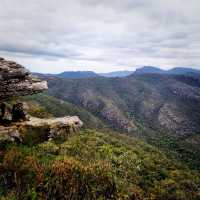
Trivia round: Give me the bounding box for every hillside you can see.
[24,93,106,129]
[1,57,200,199]
[1,129,199,199]
[43,73,200,136]
[2,0,200,199]
[37,73,200,169]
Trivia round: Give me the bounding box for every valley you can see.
[1,57,200,199]
[30,72,200,170]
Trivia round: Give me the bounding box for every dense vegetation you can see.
[44,73,200,136]
[24,93,200,170]
[24,94,106,129]
[1,73,199,199]
[36,73,200,169]
[136,124,200,170]
[1,130,199,200]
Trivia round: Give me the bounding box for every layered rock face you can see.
[0,57,48,100]
[0,57,47,123]
[0,57,83,142]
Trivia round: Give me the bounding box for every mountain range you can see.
[135,66,200,75]
[35,71,200,170]
[2,60,200,199]
[39,72,200,135]
[34,71,99,79]
[34,66,200,79]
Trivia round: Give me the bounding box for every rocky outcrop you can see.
[0,57,47,123]
[0,57,83,143]
[0,57,47,100]
[0,116,83,143]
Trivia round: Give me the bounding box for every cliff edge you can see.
[0,57,83,143]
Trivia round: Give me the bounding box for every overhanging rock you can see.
[0,57,47,100]
[0,57,83,142]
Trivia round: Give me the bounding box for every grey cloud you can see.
[0,0,200,73]
[0,45,67,58]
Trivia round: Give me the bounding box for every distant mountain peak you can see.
[135,66,200,75]
[135,66,164,74]
[58,71,99,78]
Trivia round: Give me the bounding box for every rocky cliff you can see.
[0,57,48,100]
[0,57,83,142]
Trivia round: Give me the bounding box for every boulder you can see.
[0,116,83,143]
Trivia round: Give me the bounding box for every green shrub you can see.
[0,130,199,199]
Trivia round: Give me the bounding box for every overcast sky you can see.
[0,0,200,73]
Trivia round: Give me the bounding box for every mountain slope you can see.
[24,93,106,129]
[44,74,200,136]
[38,74,200,169]
[1,129,199,199]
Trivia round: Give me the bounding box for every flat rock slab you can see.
[0,116,83,143]
[25,116,83,127]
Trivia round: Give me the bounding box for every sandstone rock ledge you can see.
[0,57,48,100]
[0,57,83,143]
[0,116,83,143]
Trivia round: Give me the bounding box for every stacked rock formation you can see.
[0,57,83,142]
[0,57,47,123]
[0,57,48,100]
